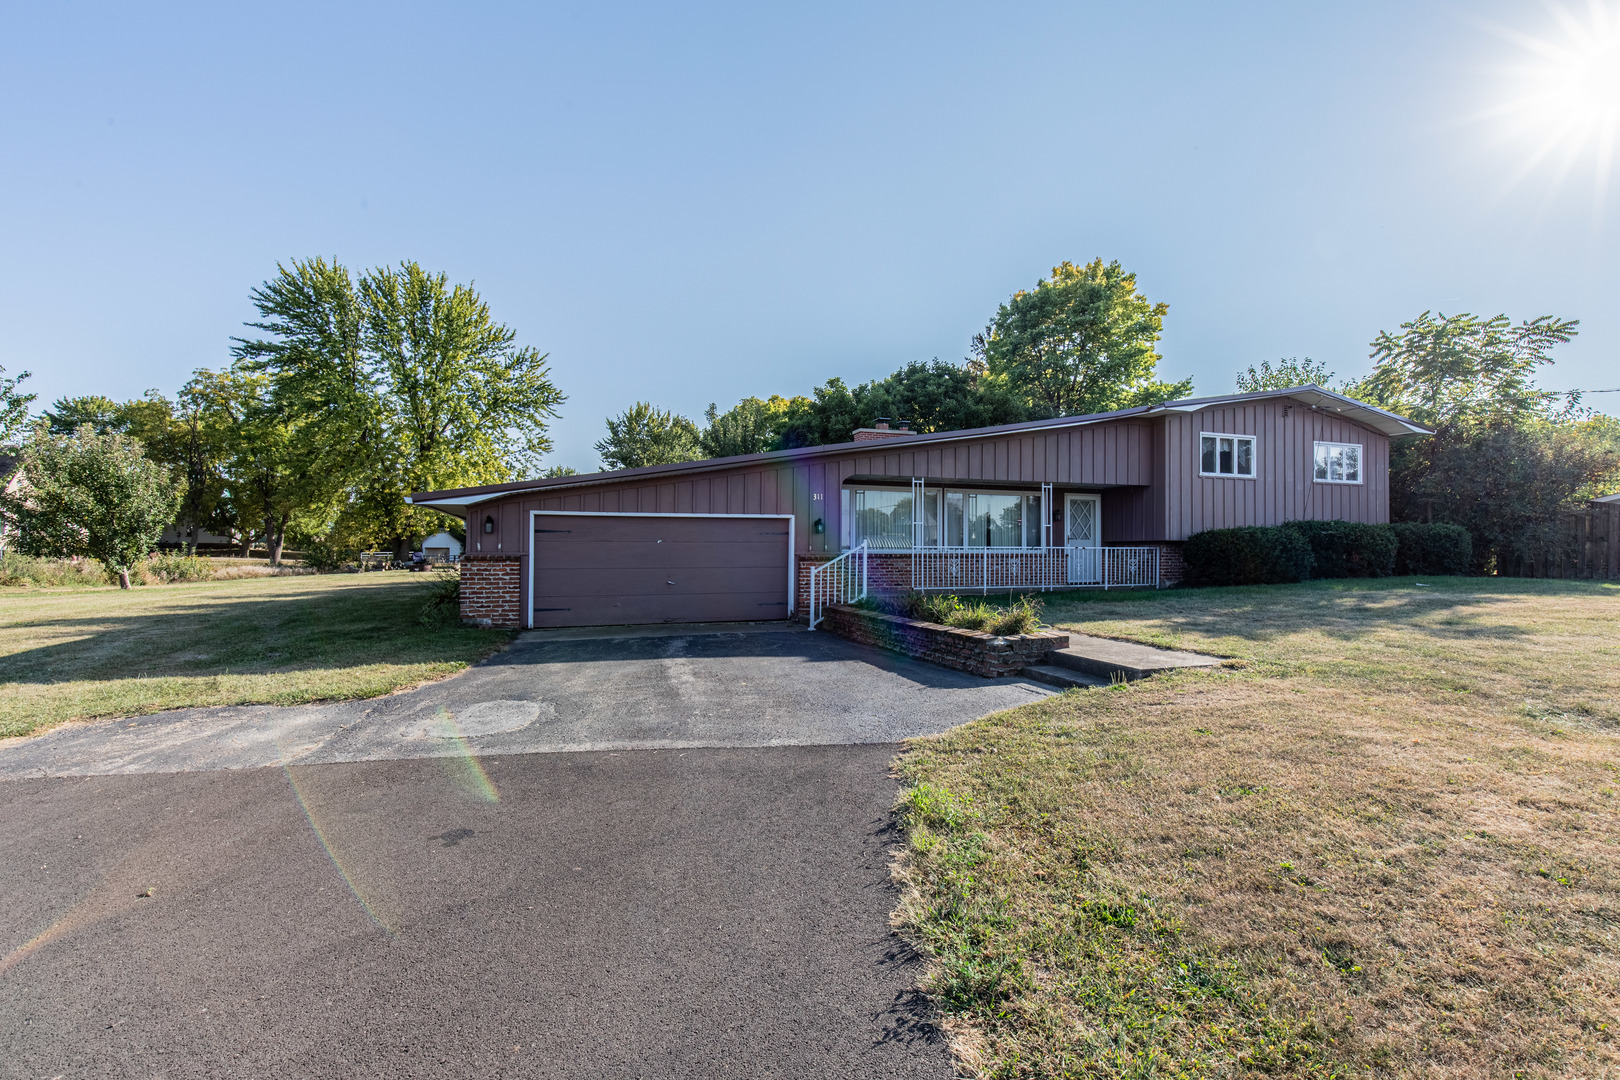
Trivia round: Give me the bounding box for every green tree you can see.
[0,424,181,588]
[234,258,564,557]
[978,259,1191,418]
[596,403,702,469]
[43,395,126,436]
[857,359,1029,434]
[1,365,37,447]
[542,464,579,478]
[1235,357,1335,393]
[1348,311,1580,428]
[701,395,808,457]
[1345,311,1617,572]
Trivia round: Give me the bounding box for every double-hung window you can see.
[1200,433,1255,477]
[1314,441,1362,484]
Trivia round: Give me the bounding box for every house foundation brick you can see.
[460,553,523,628]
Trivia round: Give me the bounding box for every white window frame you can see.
[844,484,1048,550]
[1313,441,1364,485]
[1199,432,1257,479]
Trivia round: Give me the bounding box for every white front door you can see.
[1065,494,1101,584]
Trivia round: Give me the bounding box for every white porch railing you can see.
[908,546,1160,593]
[808,541,868,629]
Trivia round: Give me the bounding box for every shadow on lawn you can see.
[0,579,513,687]
[1039,577,1609,646]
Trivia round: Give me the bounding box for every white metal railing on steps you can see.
[807,541,868,630]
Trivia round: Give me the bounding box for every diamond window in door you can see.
[1068,498,1096,543]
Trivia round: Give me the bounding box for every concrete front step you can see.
[1020,664,1108,690]
[1046,633,1222,682]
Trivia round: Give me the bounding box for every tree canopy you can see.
[1346,311,1618,572]
[978,259,1191,419]
[595,402,703,469]
[0,365,36,449]
[1,424,182,587]
[1349,311,1580,428]
[232,257,564,555]
[1235,357,1336,393]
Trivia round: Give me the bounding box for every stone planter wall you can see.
[819,603,1069,678]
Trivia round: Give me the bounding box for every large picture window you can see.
[1314,441,1362,484]
[847,487,1045,549]
[1200,433,1255,477]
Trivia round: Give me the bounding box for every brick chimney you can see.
[852,418,917,442]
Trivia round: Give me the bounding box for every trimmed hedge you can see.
[1282,520,1397,578]
[1391,522,1473,576]
[1183,526,1314,586]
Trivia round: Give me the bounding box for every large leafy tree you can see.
[596,402,702,469]
[1346,311,1618,572]
[233,258,564,556]
[1,365,36,450]
[978,259,1191,418]
[0,424,181,587]
[1350,312,1580,428]
[1235,357,1335,393]
[766,359,1030,450]
[700,395,807,458]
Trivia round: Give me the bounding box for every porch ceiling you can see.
[840,474,1143,491]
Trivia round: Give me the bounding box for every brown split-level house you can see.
[407,385,1429,629]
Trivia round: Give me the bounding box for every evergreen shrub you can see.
[1282,520,1398,578]
[1182,526,1314,586]
[1390,522,1473,576]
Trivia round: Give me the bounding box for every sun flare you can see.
[1486,1,1620,204]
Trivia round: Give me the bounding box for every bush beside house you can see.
[1185,520,1475,586]
[1282,520,1399,578]
[1183,526,1315,586]
[1390,522,1473,576]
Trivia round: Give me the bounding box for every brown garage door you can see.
[531,513,792,628]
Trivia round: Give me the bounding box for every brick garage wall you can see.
[460,554,523,628]
[819,604,1069,678]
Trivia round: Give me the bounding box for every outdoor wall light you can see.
[483,515,495,534]
[812,517,825,534]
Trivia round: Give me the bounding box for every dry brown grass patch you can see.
[895,578,1620,1078]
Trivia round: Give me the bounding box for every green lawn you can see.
[895,577,1620,1079]
[0,573,513,739]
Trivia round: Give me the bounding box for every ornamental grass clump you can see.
[855,591,1046,635]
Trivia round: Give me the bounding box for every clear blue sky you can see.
[3,1,1615,470]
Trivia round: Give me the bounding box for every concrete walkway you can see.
[0,624,1049,780]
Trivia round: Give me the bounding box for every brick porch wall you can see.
[460,553,523,628]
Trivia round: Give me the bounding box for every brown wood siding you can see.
[455,407,1389,587]
[1158,401,1390,540]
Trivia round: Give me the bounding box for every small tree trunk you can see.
[118,568,131,590]
[269,513,289,566]
[238,529,253,558]
[392,536,409,561]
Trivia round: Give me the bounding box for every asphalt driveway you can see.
[0,624,1046,779]
[0,625,1049,1078]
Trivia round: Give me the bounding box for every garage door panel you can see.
[531,514,791,628]
[532,568,782,597]
[532,539,785,570]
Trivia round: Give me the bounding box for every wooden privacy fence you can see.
[1503,500,1620,580]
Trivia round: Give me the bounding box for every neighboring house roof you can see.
[1594,492,1620,505]
[408,385,1431,516]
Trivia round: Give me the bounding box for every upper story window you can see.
[1314,441,1362,484]
[1200,433,1255,477]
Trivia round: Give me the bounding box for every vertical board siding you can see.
[1161,401,1391,539]
[465,406,1389,553]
